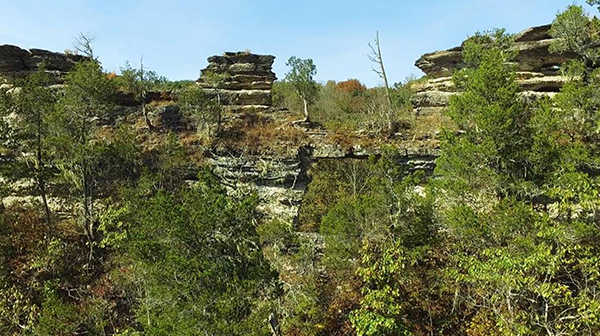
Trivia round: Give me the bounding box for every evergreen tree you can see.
[52,60,117,256]
[101,172,278,336]
[0,66,56,224]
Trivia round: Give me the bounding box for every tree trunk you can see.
[39,178,51,225]
[36,118,51,225]
[83,163,91,238]
[140,58,154,130]
[369,31,394,133]
[142,101,153,130]
[81,114,94,262]
[303,98,310,122]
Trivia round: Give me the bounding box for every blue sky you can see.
[0,0,592,87]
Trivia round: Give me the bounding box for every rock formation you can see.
[0,44,88,83]
[209,143,438,225]
[197,52,277,111]
[411,24,575,115]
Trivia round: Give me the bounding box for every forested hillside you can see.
[1,2,600,336]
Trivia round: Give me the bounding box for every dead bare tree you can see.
[368,31,394,133]
[73,32,97,60]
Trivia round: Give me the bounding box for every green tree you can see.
[434,29,533,204]
[0,67,57,225]
[102,172,278,336]
[52,60,117,257]
[430,27,600,335]
[285,56,318,122]
[120,59,164,129]
[550,4,600,70]
[549,4,600,160]
[178,84,223,138]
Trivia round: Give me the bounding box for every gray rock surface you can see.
[198,51,277,111]
[0,44,88,83]
[209,136,439,226]
[412,24,576,113]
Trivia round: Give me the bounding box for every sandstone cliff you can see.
[197,52,277,111]
[411,24,575,115]
[0,44,88,83]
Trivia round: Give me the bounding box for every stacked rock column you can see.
[197,52,277,111]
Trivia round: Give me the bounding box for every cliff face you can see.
[197,52,277,111]
[209,140,438,225]
[0,46,438,227]
[0,45,88,83]
[411,24,575,115]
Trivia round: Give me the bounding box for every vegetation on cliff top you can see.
[1,3,600,336]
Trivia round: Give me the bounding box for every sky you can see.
[0,0,594,87]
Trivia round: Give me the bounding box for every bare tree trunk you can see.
[36,117,51,225]
[369,31,394,133]
[39,178,51,225]
[142,102,153,130]
[303,98,310,122]
[80,114,95,261]
[140,57,154,130]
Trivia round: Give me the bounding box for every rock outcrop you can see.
[0,45,88,83]
[411,24,575,115]
[209,129,439,225]
[197,52,277,111]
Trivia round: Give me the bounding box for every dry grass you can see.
[215,110,308,156]
[409,112,455,141]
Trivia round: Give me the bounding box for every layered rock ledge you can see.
[411,24,575,115]
[0,45,88,83]
[197,52,277,111]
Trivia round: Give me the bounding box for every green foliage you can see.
[52,60,118,234]
[119,60,167,128]
[156,79,195,91]
[274,78,416,133]
[104,172,278,336]
[119,61,165,98]
[435,29,533,203]
[588,0,600,11]
[349,242,412,336]
[285,56,319,120]
[345,169,441,336]
[177,84,223,138]
[0,66,57,223]
[272,80,304,113]
[137,132,190,192]
[35,285,81,335]
[550,5,600,67]
[4,6,600,336]
[432,25,600,335]
[291,150,438,335]
[347,24,600,335]
[285,57,318,100]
